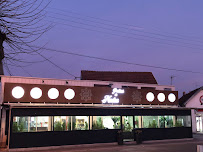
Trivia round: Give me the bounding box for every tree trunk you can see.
[0,32,6,75]
[0,59,4,75]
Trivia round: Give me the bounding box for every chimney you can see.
[183,92,186,96]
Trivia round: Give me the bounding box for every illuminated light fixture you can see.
[146,92,154,102]
[48,88,59,99]
[157,93,165,102]
[12,86,24,99]
[64,88,75,100]
[30,87,42,99]
[168,93,176,102]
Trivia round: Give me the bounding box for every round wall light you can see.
[157,93,165,102]
[146,92,155,102]
[168,93,176,102]
[30,87,42,99]
[48,88,59,99]
[12,86,24,99]
[64,88,75,100]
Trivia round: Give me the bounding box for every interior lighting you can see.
[64,88,75,100]
[48,88,59,99]
[157,93,165,102]
[146,92,154,102]
[12,86,24,99]
[168,93,176,102]
[30,87,42,99]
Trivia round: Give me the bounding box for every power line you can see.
[7,35,78,79]
[36,51,77,78]
[45,19,203,53]
[33,46,203,75]
[47,15,203,48]
[19,66,33,77]
[46,7,203,44]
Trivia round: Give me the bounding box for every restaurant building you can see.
[0,71,192,148]
[179,87,203,133]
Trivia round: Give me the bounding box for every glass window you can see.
[158,116,176,128]
[165,116,175,128]
[176,116,191,127]
[93,116,104,130]
[134,116,141,128]
[72,116,89,130]
[13,117,28,132]
[92,116,120,130]
[122,116,133,131]
[29,117,37,132]
[158,116,165,128]
[54,116,70,131]
[143,116,159,128]
[33,116,52,132]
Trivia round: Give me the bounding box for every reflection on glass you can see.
[92,116,120,130]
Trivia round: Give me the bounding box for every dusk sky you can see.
[5,0,203,97]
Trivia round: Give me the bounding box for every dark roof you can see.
[81,70,158,84]
[179,87,201,107]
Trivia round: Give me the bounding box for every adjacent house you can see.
[179,87,203,133]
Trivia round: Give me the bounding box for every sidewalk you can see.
[0,137,202,152]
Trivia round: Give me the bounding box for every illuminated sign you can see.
[5,83,178,105]
[200,95,203,105]
[102,88,124,104]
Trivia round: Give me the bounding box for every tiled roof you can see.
[179,87,201,107]
[81,70,158,84]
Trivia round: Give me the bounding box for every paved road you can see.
[1,134,203,152]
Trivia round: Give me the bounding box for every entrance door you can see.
[196,116,202,132]
[122,116,134,141]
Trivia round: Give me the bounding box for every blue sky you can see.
[6,0,203,97]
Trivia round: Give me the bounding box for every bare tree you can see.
[0,0,51,75]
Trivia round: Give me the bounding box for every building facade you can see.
[179,87,203,133]
[0,71,192,148]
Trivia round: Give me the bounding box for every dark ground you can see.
[1,134,203,152]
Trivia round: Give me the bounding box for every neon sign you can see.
[102,88,124,104]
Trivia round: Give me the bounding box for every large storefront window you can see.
[143,116,159,128]
[134,116,141,128]
[122,116,133,131]
[158,116,175,128]
[54,116,70,131]
[30,116,52,132]
[54,116,89,131]
[73,116,89,130]
[13,117,28,132]
[92,116,120,130]
[176,116,191,127]
[165,116,175,128]
[12,115,191,133]
[13,116,53,132]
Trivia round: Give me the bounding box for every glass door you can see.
[196,116,202,132]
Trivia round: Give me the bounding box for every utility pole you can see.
[170,75,175,85]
